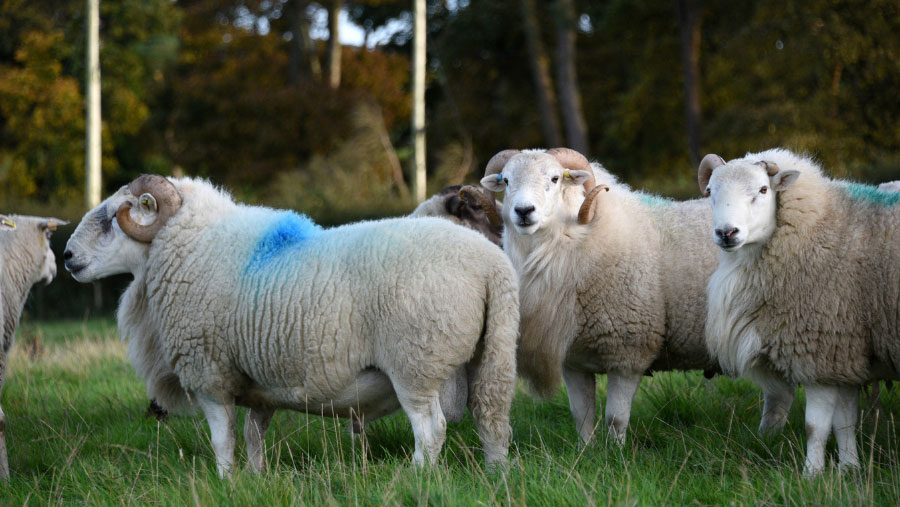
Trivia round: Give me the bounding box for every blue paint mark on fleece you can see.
[244,211,322,274]
[841,182,900,207]
[637,193,673,208]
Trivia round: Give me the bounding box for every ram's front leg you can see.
[245,407,274,474]
[198,395,237,478]
[605,370,642,446]
[563,367,596,446]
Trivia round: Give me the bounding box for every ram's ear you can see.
[39,218,69,233]
[481,174,506,192]
[563,170,593,186]
[771,170,800,192]
[0,216,15,230]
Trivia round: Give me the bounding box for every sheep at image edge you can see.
[0,214,65,480]
[64,175,519,477]
[699,148,900,476]
[477,148,795,446]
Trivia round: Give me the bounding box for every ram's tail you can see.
[468,266,519,466]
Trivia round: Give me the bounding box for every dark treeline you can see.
[3,0,899,212]
[2,0,900,317]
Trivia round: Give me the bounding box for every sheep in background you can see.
[0,214,65,480]
[65,175,519,476]
[699,148,900,476]
[476,148,791,446]
[410,184,503,246]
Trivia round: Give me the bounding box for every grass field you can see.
[2,319,899,505]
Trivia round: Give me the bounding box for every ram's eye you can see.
[759,186,768,194]
[503,178,508,185]
[705,187,711,195]
[551,176,559,184]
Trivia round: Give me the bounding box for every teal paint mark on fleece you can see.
[637,193,673,208]
[841,182,900,207]
[245,211,322,275]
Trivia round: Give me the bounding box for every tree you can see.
[553,0,589,154]
[520,0,563,147]
[675,0,702,167]
[286,0,321,84]
[411,0,426,203]
[85,0,101,209]
[327,0,343,88]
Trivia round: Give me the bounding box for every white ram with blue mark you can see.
[699,148,900,476]
[64,175,519,477]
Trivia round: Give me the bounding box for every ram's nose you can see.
[715,227,740,241]
[514,205,535,220]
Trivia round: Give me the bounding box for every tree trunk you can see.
[85,0,101,210]
[412,0,427,203]
[327,0,342,89]
[553,0,589,155]
[520,0,563,147]
[675,0,702,167]
[368,101,410,200]
[288,0,321,85]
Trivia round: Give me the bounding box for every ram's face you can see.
[706,162,799,251]
[0,216,65,285]
[481,153,589,235]
[37,222,58,285]
[64,187,153,282]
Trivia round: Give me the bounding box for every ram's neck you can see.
[1,243,37,352]
[117,271,149,342]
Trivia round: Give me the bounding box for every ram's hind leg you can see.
[563,367,597,446]
[802,383,839,477]
[439,366,468,424]
[0,404,8,480]
[395,385,446,466]
[245,407,274,473]
[1,352,10,480]
[758,376,795,434]
[198,395,237,478]
[605,370,642,446]
[832,385,860,471]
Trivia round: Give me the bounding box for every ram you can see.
[0,215,64,480]
[699,148,900,475]
[65,175,519,476]
[478,148,794,446]
[147,183,505,429]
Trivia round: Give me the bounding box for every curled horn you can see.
[459,185,502,227]
[546,147,602,225]
[698,154,726,196]
[116,174,182,243]
[755,160,780,176]
[577,184,610,225]
[483,149,521,182]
